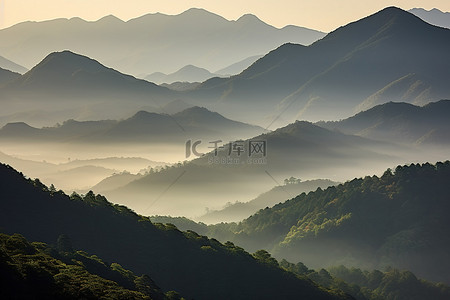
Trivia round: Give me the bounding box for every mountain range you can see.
[190,7,450,125]
[409,8,450,28]
[0,106,265,144]
[1,8,449,128]
[0,8,325,76]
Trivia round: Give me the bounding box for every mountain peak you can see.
[131,110,163,120]
[237,14,263,23]
[178,8,226,21]
[21,51,109,81]
[97,15,124,24]
[176,106,215,115]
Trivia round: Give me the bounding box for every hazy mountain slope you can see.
[0,55,28,74]
[0,9,325,76]
[107,120,403,217]
[0,163,350,300]
[215,55,263,75]
[193,7,450,125]
[317,100,450,145]
[198,179,338,223]
[409,8,450,28]
[89,172,145,194]
[0,67,21,86]
[215,162,450,284]
[146,65,220,84]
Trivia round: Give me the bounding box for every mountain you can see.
[205,161,450,284]
[0,163,350,300]
[0,67,20,86]
[0,51,176,124]
[198,179,338,223]
[106,120,404,218]
[146,65,220,84]
[0,106,265,144]
[0,9,325,76]
[316,100,450,146]
[409,8,450,28]
[192,7,450,125]
[0,55,28,74]
[215,55,263,76]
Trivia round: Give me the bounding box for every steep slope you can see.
[317,100,450,145]
[193,7,450,125]
[0,163,350,300]
[0,9,325,76]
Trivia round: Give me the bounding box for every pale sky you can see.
[1,0,449,32]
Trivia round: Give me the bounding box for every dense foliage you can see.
[216,161,450,283]
[0,232,176,299]
[0,163,349,300]
[280,261,450,300]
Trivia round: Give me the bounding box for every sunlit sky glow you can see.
[1,1,449,31]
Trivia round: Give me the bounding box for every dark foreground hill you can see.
[0,163,349,300]
[0,232,172,299]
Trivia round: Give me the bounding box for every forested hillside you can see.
[0,163,349,300]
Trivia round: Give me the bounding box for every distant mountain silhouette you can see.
[0,106,265,144]
[146,65,220,84]
[193,7,450,125]
[0,55,28,74]
[0,8,325,76]
[0,51,175,121]
[409,8,450,28]
[317,100,450,145]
